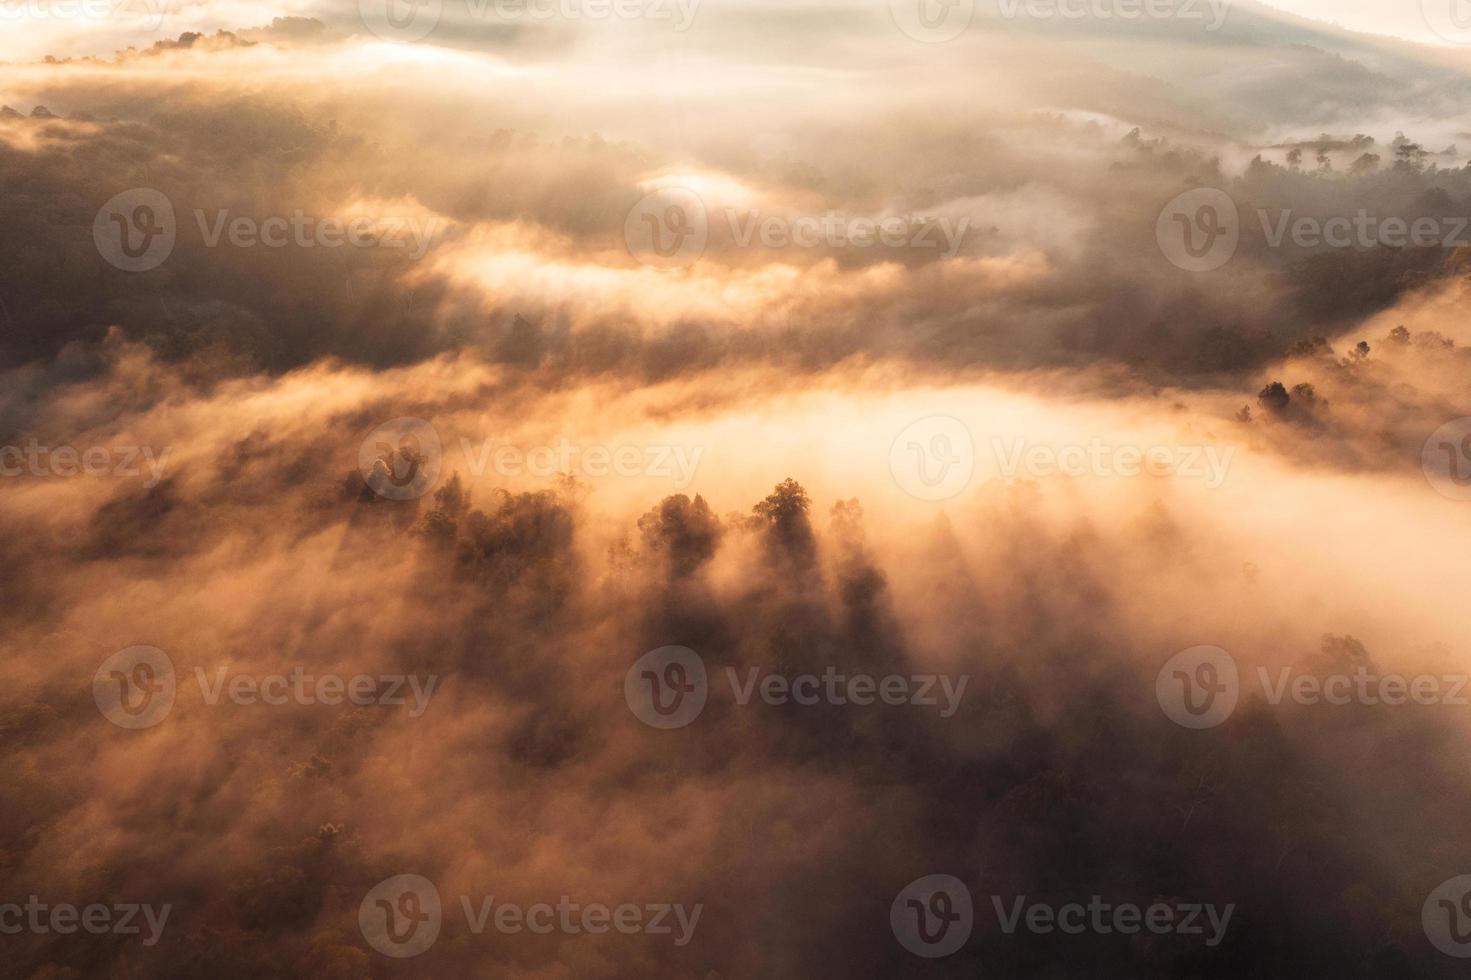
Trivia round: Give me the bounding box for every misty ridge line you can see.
[41,61,1471,380]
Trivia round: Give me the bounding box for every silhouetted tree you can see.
[1258,381,1291,412]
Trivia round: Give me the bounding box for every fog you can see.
[3,2,1471,977]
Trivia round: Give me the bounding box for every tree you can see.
[1349,153,1380,176]
[754,478,816,569]
[1258,381,1290,412]
[637,493,722,577]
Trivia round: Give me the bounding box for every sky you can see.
[3,0,1471,64]
[1268,0,1462,45]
